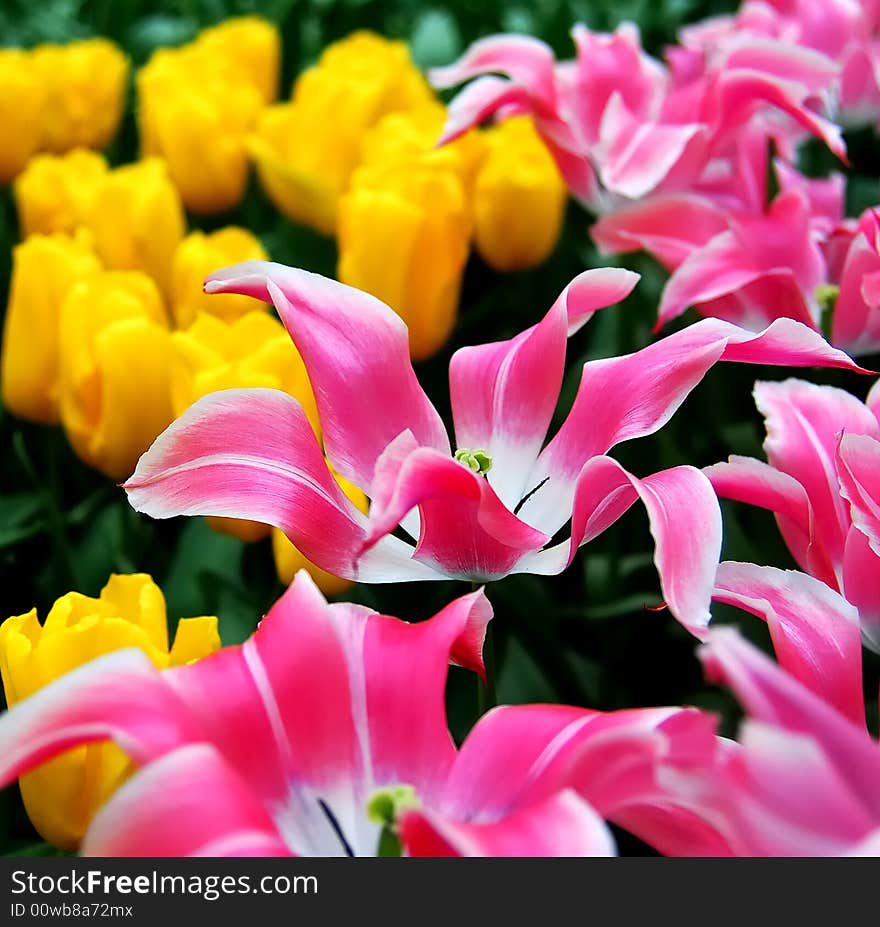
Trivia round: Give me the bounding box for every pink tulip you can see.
[707,377,880,650]
[124,262,863,637]
[690,624,880,856]
[0,572,729,856]
[431,23,844,214]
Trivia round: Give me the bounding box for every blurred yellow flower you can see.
[171,227,269,327]
[86,158,185,298]
[196,15,280,104]
[472,117,567,271]
[138,18,277,214]
[339,157,471,361]
[0,49,47,183]
[14,149,109,238]
[0,574,219,850]
[272,471,368,595]
[249,30,434,234]
[32,39,129,153]
[1,230,101,424]
[58,271,173,480]
[170,311,320,541]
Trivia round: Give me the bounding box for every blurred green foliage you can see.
[1,0,878,856]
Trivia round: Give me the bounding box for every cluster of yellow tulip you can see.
[0,574,220,848]
[0,39,128,183]
[252,30,568,360]
[0,18,566,594]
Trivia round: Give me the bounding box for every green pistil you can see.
[367,784,421,859]
[454,447,493,476]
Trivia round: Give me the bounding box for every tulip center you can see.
[366,784,421,857]
[815,283,839,331]
[454,447,493,476]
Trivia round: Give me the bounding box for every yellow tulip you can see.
[1,230,101,424]
[86,158,185,297]
[0,574,219,850]
[196,16,280,104]
[272,470,368,595]
[472,116,567,271]
[170,311,320,541]
[31,39,129,153]
[338,158,471,361]
[171,227,269,327]
[0,49,47,183]
[14,149,109,238]
[138,37,265,215]
[58,271,173,480]
[358,101,485,188]
[249,30,433,234]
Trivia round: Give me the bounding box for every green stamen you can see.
[454,447,493,476]
[367,784,421,858]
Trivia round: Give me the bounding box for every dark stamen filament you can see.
[514,477,550,516]
[318,798,356,857]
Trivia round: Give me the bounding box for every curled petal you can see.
[842,526,880,654]
[205,262,449,490]
[449,268,638,507]
[712,562,865,726]
[837,432,880,557]
[124,389,369,580]
[433,75,532,146]
[755,379,879,576]
[400,790,616,857]
[364,443,549,582]
[591,193,729,270]
[428,34,558,107]
[701,627,880,818]
[82,745,291,857]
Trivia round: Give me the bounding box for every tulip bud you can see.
[0,574,219,849]
[171,227,269,327]
[31,39,129,153]
[249,30,433,234]
[472,117,567,271]
[58,271,173,480]
[197,15,280,104]
[1,230,101,424]
[14,149,109,237]
[170,311,320,541]
[0,49,47,183]
[86,158,185,297]
[138,38,265,215]
[338,158,471,360]
[272,470,368,595]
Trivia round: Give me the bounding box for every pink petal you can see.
[712,561,865,726]
[832,226,880,355]
[718,722,878,856]
[449,268,638,508]
[842,525,880,653]
[438,702,726,855]
[565,460,721,637]
[358,587,492,799]
[124,389,371,580]
[701,627,880,817]
[363,443,549,582]
[704,455,823,580]
[428,34,558,107]
[755,378,880,576]
[82,745,290,857]
[433,75,532,146]
[0,650,196,789]
[205,262,449,491]
[837,431,880,556]
[591,193,729,270]
[400,790,616,857]
[595,95,706,200]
